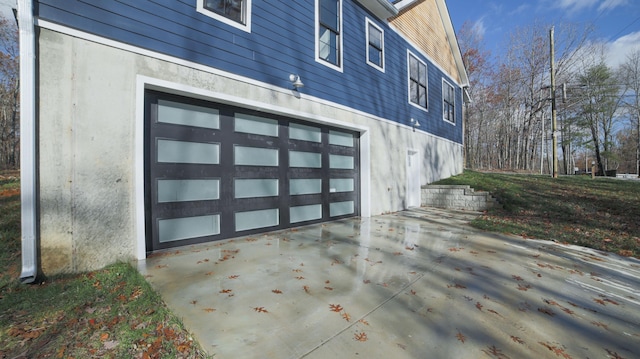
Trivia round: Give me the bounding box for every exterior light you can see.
[289,74,304,90]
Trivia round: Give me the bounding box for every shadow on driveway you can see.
[138,207,640,359]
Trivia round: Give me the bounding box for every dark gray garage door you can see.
[144,91,360,252]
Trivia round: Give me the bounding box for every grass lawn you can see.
[0,174,210,358]
[435,170,640,259]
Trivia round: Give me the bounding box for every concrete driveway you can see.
[138,208,640,358]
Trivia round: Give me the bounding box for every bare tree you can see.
[0,15,19,169]
[618,49,640,176]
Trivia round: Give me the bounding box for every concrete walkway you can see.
[138,208,640,359]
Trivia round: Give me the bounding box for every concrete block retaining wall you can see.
[421,185,498,211]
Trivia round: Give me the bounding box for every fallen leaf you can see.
[100,333,109,341]
[359,319,370,326]
[511,336,525,344]
[228,275,239,279]
[329,304,343,312]
[253,307,268,313]
[203,308,216,313]
[303,285,310,294]
[512,275,524,281]
[456,331,466,343]
[476,302,483,311]
[103,340,118,350]
[190,300,197,305]
[324,286,334,291]
[538,307,555,317]
[219,289,232,294]
[272,289,283,294]
[354,332,368,342]
[342,312,351,322]
[295,276,305,280]
[593,298,606,306]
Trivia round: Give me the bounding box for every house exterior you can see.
[18,0,468,279]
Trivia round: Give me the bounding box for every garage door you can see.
[144,91,360,252]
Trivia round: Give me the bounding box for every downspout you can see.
[18,0,38,283]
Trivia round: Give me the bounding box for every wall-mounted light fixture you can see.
[289,74,304,90]
[410,118,420,132]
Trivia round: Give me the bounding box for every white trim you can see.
[135,75,374,258]
[315,0,344,72]
[393,0,418,12]
[389,22,464,89]
[37,20,462,147]
[365,17,385,73]
[407,49,428,112]
[19,0,38,283]
[196,0,252,33]
[441,78,456,126]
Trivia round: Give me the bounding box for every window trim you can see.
[365,18,384,72]
[442,78,456,125]
[315,0,344,72]
[407,50,428,111]
[197,0,252,33]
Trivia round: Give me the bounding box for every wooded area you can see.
[0,15,18,170]
[459,20,640,177]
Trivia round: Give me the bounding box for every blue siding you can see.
[36,0,463,143]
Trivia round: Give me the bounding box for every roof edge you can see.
[355,0,399,20]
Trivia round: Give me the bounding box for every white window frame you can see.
[407,50,428,111]
[315,0,344,72]
[442,78,456,125]
[197,0,252,33]
[365,18,384,72]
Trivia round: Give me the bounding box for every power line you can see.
[610,15,640,40]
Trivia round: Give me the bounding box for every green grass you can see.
[0,176,210,358]
[435,170,640,258]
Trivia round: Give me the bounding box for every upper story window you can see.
[408,51,428,110]
[316,0,343,71]
[197,0,252,32]
[443,79,456,124]
[366,18,384,71]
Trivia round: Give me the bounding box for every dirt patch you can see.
[0,188,19,198]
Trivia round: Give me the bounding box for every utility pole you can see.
[550,27,558,178]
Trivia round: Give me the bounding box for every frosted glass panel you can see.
[158,214,220,243]
[236,208,279,231]
[290,123,321,143]
[158,100,219,129]
[158,179,220,203]
[158,140,220,164]
[290,204,322,223]
[330,201,354,217]
[329,130,354,147]
[329,178,354,193]
[235,179,279,198]
[235,146,279,166]
[290,151,322,168]
[329,154,354,169]
[235,113,278,136]
[290,179,322,195]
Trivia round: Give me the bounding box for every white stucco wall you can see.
[37,27,463,274]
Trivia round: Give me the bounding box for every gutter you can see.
[18,0,38,284]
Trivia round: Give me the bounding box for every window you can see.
[408,51,427,109]
[316,0,343,71]
[366,18,384,71]
[443,79,456,124]
[197,0,252,32]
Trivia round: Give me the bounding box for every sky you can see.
[446,0,640,69]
